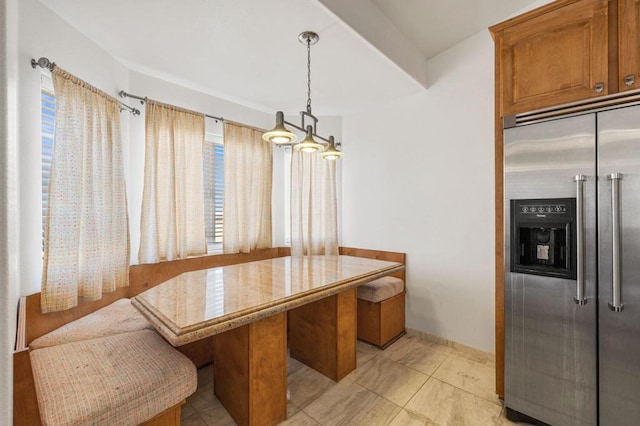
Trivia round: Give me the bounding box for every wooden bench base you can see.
[141,401,185,426]
[357,291,406,349]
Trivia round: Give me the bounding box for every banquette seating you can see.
[28,299,197,425]
[339,247,407,348]
[14,247,406,425]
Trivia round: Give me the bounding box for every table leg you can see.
[288,288,357,381]
[213,312,287,426]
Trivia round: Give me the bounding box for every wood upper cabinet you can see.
[491,0,611,116]
[619,0,640,90]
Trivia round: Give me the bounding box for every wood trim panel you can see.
[339,246,406,281]
[13,349,40,426]
[140,401,185,426]
[494,32,505,399]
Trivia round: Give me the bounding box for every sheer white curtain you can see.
[291,151,338,256]
[223,122,273,253]
[139,100,206,263]
[41,67,130,313]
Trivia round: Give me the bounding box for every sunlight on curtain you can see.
[139,100,206,263]
[223,122,273,253]
[41,67,129,313]
[291,151,338,256]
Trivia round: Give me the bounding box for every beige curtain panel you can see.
[42,67,130,313]
[139,100,207,263]
[223,122,273,254]
[291,151,338,256]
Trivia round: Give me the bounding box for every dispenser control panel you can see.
[510,198,576,280]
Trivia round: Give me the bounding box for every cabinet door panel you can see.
[619,0,640,91]
[499,0,609,115]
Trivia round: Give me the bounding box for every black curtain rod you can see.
[31,57,141,116]
[118,90,224,122]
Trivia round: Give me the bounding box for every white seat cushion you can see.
[30,329,197,426]
[30,298,152,350]
[357,276,404,303]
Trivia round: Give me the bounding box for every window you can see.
[203,134,224,253]
[41,74,56,246]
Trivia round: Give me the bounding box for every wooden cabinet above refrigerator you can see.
[492,0,640,117]
[491,0,611,117]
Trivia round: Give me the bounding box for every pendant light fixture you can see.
[262,31,343,159]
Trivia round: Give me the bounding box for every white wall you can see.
[342,30,496,352]
[2,0,19,421]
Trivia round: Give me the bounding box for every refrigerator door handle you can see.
[574,175,588,305]
[608,172,624,312]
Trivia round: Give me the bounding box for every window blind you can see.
[41,76,56,246]
[204,139,224,252]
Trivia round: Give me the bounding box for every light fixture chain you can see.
[307,37,312,114]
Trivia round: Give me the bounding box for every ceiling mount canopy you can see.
[262,31,343,160]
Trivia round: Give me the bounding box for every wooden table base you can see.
[288,288,357,381]
[213,312,287,426]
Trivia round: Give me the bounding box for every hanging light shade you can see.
[294,125,324,153]
[262,111,297,145]
[320,136,343,160]
[262,31,343,159]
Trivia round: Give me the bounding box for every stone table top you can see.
[132,255,404,346]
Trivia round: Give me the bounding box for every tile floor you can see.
[181,334,518,426]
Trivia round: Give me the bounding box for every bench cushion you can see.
[357,276,404,303]
[30,298,153,350]
[30,329,197,426]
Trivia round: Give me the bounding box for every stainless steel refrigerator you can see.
[504,103,640,425]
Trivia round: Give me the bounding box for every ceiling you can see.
[40,0,539,116]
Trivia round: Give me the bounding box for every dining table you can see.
[132,254,405,426]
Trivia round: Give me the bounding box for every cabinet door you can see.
[498,0,609,116]
[619,0,640,91]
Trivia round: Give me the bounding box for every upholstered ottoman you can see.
[30,329,197,425]
[357,276,406,348]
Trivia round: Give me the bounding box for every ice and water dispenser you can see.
[510,198,577,280]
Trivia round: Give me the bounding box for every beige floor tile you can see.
[388,408,438,426]
[432,353,500,404]
[288,356,306,376]
[181,401,197,419]
[350,355,428,406]
[357,340,380,367]
[197,398,236,426]
[380,335,452,376]
[197,364,214,387]
[280,410,321,425]
[405,378,501,426]
[288,365,338,409]
[288,401,301,418]
[181,412,207,426]
[189,386,217,413]
[303,381,401,426]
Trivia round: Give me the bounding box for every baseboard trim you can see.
[405,328,495,362]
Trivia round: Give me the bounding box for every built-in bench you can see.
[27,299,197,425]
[13,247,405,424]
[339,247,406,348]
